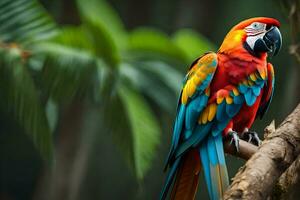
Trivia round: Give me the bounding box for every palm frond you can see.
[0,46,53,160]
[127,28,186,63]
[120,61,182,113]
[33,42,102,103]
[118,86,160,179]
[103,85,160,180]
[0,0,57,46]
[76,0,128,67]
[76,0,127,50]
[172,29,216,61]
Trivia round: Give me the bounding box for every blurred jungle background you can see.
[0,0,299,199]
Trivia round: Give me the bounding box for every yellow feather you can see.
[201,108,209,124]
[187,81,196,97]
[192,75,201,85]
[260,71,266,79]
[226,96,233,104]
[202,67,215,74]
[232,88,239,96]
[197,71,206,80]
[217,97,224,104]
[250,73,257,81]
[247,80,254,86]
[181,87,188,104]
[208,103,217,121]
[258,67,267,79]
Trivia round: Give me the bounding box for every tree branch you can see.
[223,103,300,200]
[223,121,276,160]
[271,154,300,199]
[224,138,258,160]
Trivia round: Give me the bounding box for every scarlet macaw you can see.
[160,17,282,200]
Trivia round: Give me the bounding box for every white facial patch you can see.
[245,22,267,50]
[246,32,265,50]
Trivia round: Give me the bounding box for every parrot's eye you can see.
[250,22,265,31]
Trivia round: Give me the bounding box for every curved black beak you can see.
[253,26,282,57]
[263,26,282,56]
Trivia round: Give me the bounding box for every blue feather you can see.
[252,85,261,96]
[238,84,248,93]
[245,90,257,106]
[172,105,186,149]
[164,105,186,168]
[199,144,213,199]
[213,134,226,165]
[175,123,212,158]
[212,119,230,136]
[160,157,182,200]
[185,95,208,137]
[200,135,229,200]
[233,95,244,104]
[216,101,227,121]
[226,103,242,117]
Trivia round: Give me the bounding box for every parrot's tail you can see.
[160,149,201,200]
[160,134,229,200]
[170,149,201,200]
[199,134,229,200]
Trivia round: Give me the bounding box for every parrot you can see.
[160,17,282,200]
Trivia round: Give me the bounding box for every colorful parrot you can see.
[160,17,282,200]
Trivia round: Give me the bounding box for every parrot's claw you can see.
[242,131,262,146]
[227,131,240,152]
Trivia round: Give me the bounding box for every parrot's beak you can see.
[253,26,282,57]
[263,26,282,56]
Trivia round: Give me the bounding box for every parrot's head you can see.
[219,17,282,58]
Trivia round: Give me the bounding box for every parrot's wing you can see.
[164,52,218,169]
[257,63,275,119]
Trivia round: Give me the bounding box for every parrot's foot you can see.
[242,130,262,146]
[227,130,240,152]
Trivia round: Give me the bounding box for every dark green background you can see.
[0,0,299,199]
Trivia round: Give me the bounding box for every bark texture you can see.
[271,155,300,199]
[223,103,300,200]
[224,138,258,160]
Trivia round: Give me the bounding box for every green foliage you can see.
[118,86,160,179]
[51,27,95,52]
[76,0,127,67]
[173,29,217,61]
[128,28,186,62]
[76,0,127,50]
[0,0,216,179]
[34,43,100,103]
[104,85,160,180]
[0,47,53,160]
[0,0,57,46]
[0,0,57,161]
[120,61,182,113]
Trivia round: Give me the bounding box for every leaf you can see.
[172,29,216,61]
[103,85,160,179]
[128,28,186,63]
[76,0,127,67]
[82,20,120,67]
[120,61,182,113]
[33,42,101,103]
[0,47,53,160]
[118,86,160,179]
[0,0,57,46]
[76,0,127,50]
[51,26,95,53]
